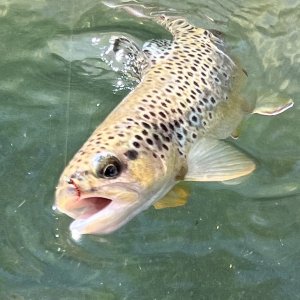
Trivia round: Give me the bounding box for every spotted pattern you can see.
[67,15,238,176]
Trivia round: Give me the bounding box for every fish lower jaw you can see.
[68,190,143,238]
[68,184,175,239]
[69,199,139,239]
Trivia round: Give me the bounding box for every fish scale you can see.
[55,13,293,237]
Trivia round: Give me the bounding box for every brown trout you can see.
[55,14,293,238]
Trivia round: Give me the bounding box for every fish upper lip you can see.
[57,182,139,214]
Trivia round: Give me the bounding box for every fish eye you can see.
[102,163,119,178]
[92,153,122,179]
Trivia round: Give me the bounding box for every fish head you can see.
[55,140,171,237]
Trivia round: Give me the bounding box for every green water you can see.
[1,0,300,299]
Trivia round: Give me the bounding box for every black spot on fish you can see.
[133,141,140,148]
[169,122,175,131]
[124,150,139,160]
[177,133,183,140]
[164,135,171,143]
[142,122,151,129]
[177,108,183,114]
[160,123,168,132]
[178,149,184,156]
[162,144,169,151]
[174,120,180,128]
[146,138,154,146]
[151,123,158,130]
[153,133,160,141]
[135,134,143,140]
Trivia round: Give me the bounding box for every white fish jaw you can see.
[55,183,144,237]
[55,177,176,238]
[69,197,140,237]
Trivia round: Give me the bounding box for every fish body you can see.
[55,15,293,237]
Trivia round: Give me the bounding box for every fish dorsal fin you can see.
[102,35,149,80]
[102,36,174,80]
[185,139,255,182]
[153,186,189,209]
[253,97,294,116]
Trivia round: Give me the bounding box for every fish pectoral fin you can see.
[253,97,294,116]
[153,186,189,209]
[185,139,255,182]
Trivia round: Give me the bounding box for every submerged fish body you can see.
[55,15,293,237]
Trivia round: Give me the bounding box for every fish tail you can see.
[154,15,197,37]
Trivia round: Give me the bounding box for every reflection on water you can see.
[0,0,299,299]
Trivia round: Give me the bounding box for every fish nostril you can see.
[68,171,88,182]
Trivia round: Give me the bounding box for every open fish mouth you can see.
[66,193,140,237]
[69,197,136,238]
[75,197,113,220]
[55,183,141,238]
[68,195,123,237]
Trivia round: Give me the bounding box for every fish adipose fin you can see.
[253,97,294,116]
[153,186,189,209]
[185,139,255,182]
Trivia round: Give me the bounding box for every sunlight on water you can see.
[0,0,299,299]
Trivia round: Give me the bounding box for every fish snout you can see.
[55,177,86,218]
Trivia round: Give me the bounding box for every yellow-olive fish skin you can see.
[55,15,293,238]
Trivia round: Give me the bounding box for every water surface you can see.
[1,0,300,299]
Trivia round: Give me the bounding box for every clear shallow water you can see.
[1,0,300,299]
